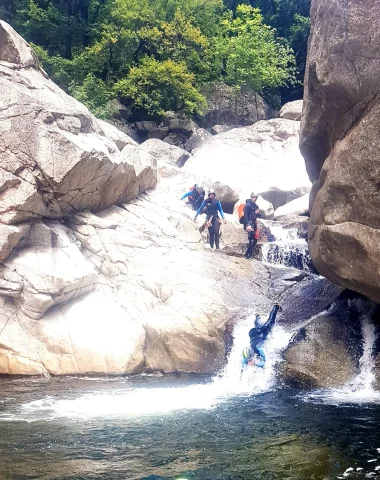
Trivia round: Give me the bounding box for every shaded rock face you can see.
[197,82,277,128]
[281,296,372,389]
[300,0,380,302]
[0,21,157,225]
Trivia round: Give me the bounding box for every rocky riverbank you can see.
[0,20,378,390]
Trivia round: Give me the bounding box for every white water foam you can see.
[260,225,313,272]
[214,314,293,395]
[7,315,292,420]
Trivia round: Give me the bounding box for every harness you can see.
[205,198,220,218]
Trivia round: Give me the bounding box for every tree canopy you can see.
[0,0,310,119]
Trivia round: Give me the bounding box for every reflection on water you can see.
[0,376,380,480]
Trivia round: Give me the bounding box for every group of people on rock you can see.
[181,185,260,257]
[181,185,281,373]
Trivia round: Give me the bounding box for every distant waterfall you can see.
[259,223,316,273]
[304,303,380,404]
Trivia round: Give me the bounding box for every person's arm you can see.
[180,191,192,200]
[195,200,207,218]
[240,359,247,377]
[254,202,261,217]
[244,203,252,225]
[217,201,225,220]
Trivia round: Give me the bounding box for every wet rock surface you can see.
[281,296,376,389]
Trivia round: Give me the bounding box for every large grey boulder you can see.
[0,21,157,225]
[300,0,380,303]
[260,186,310,210]
[274,193,309,220]
[281,296,376,389]
[140,138,191,168]
[279,100,303,121]
[185,128,213,154]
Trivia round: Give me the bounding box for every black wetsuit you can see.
[243,200,260,258]
[248,304,280,360]
[205,198,222,249]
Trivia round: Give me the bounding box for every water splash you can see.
[214,314,293,395]
[6,317,293,420]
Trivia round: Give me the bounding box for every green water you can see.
[0,376,379,480]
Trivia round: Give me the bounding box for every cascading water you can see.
[214,315,293,394]
[9,319,293,421]
[260,223,315,272]
[304,302,380,405]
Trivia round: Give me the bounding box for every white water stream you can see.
[304,302,380,405]
[16,319,293,420]
[8,227,379,421]
[260,224,313,272]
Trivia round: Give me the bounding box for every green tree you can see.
[70,74,116,119]
[114,57,206,116]
[214,5,295,92]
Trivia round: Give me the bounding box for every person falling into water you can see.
[194,189,226,250]
[241,302,282,373]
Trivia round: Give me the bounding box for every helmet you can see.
[208,189,216,196]
[250,192,259,198]
[196,185,203,193]
[242,346,254,360]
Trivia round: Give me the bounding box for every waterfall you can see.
[303,306,380,404]
[349,314,377,394]
[259,224,315,273]
[213,314,293,395]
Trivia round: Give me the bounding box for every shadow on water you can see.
[0,376,380,480]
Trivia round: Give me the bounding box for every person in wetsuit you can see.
[181,185,205,211]
[194,190,226,249]
[243,192,260,259]
[241,302,282,371]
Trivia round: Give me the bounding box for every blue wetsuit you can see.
[181,189,204,210]
[241,304,280,370]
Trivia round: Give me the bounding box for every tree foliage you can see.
[0,0,310,118]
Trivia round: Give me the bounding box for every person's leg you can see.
[266,304,280,327]
[245,231,254,258]
[214,217,221,249]
[208,224,215,248]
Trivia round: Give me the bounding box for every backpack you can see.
[237,203,245,224]
[238,202,260,239]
